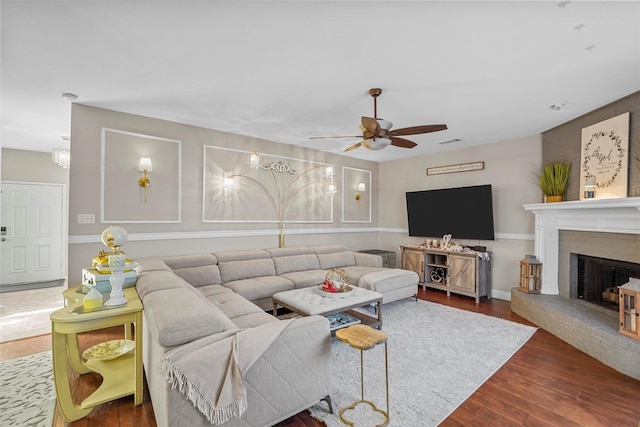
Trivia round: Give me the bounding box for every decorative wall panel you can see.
[101,128,181,223]
[203,146,334,223]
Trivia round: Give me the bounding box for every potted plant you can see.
[538,161,570,202]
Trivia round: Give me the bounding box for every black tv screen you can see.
[405,184,495,240]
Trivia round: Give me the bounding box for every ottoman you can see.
[358,268,419,303]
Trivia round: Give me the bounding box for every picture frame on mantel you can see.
[580,112,629,200]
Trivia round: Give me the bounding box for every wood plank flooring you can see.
[1,288,638,426]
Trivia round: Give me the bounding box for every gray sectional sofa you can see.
[135,244,418,427]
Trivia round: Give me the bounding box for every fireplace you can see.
[571,254,640,309]
[513,197,640,380]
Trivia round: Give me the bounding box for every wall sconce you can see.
[249,152,261,169]
[355,182,366,202]
[584,176,596,199]
[138,157,152,203]
[328,182,337,195]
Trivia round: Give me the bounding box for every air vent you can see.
[438,138,461,145]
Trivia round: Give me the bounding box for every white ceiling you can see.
[2,1,639,163]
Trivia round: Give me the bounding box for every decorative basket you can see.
[317,268,354,297]
[325,268,350,290]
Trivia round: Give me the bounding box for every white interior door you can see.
[1,182,64,285]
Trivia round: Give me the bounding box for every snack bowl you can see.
[316,284,355,298]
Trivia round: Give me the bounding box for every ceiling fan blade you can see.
[389,124,447,136]
[309,135,360,140]
[361,116,380,133]
[390,137,417,149]
[344,142,363,152]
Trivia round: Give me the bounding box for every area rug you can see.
[0,351,56,427]
[309,300,537,426]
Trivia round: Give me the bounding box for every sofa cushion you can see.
[136,270,189,300]
[223,275,294,302]
[266,246,315,257]
[135,258,172,274]
[310,244,350,254]
[317,251,356,270]
[214,249,271,263]
[273,254,321,275]
[143,288,226,347]
[219,258,276,283]
[162,254,218,269]
[280,270,327,289]
[208,291,278,328]
[341,266,384,285]
[198,284,234,299]
[174,265,222,288]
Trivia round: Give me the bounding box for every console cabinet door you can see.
[448,254,476,291]
[402,249,425,282]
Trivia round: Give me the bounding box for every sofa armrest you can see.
[164,316,332,427]
[354,252,383,268]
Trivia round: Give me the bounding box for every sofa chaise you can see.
[135,245,418,427]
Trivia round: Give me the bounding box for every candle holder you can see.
[619,278,640,341]
[519,255,541,294]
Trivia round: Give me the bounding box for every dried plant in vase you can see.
[538,161,570,202]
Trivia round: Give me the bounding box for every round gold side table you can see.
[335,324,389,426]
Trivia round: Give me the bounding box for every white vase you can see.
[105,270,128,306]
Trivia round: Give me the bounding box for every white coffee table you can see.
[272,286,383,330]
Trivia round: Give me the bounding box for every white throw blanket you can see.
[159,319,294,425]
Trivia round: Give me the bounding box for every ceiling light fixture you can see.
[584,45,596,52]
[557,1,571,8]
[574,23,586,32]
[61,92,78,101]
[549,102,567,111]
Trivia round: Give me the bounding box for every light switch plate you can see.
[77,213,95,224]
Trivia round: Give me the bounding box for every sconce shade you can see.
[325,166,334,180]
[328,183,337,194]
[249,152,261,169]
[357,183,366,192]
[362,137,392,150]
[138,157,153,171]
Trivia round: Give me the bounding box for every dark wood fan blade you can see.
[344,142,363,152]
[390,137,417,149]
[361,116,380,133]
[389,124,447,136]
[309,135,360,140]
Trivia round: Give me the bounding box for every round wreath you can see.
[582,130,624,188]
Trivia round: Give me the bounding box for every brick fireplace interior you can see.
[571,253,640,309]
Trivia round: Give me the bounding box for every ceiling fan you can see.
[311,88,447,152]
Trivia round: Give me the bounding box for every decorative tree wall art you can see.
[580,112,629,200]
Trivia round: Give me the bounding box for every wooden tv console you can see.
[400,245,491,303]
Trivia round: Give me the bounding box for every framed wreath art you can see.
[580,112,629,200]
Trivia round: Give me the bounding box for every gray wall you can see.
[377,136,541,300]
[1,149,70,184]
[543,90,640,199]
[68,104,380,282]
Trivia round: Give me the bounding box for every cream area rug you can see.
[0,351,56,427]
[309,300,537,426]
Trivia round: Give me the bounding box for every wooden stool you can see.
[335,324,389,426]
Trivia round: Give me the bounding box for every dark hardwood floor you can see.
[2,289,638,426]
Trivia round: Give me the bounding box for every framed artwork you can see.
[202,146,334,224]
[342,167,372,223]
[580,112,629,200]
[101,128,182,223]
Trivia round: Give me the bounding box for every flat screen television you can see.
[405,184,495,240]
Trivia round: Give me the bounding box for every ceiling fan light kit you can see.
[313,88,448,152]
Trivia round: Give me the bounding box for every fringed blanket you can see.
[159,319,294,425]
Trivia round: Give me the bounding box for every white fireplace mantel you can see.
[523,197,640,295]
